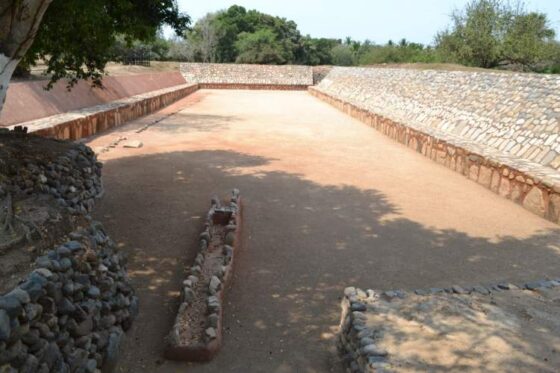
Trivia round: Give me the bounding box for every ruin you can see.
[1,63,559,372]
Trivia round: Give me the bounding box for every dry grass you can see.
[362,62,515,74]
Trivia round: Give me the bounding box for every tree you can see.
[503,12,556,69]
[235,29,289,64]
[435,0,555,69]
[331,44,355,66]
[0,0,52,114]
[436,0,508,68]
[184,13,222,63]
[0,0,189,115]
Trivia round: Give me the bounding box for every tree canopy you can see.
[18,0,190,87]
[435,0,556,69]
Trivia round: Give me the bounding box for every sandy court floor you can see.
[87,89,560,372]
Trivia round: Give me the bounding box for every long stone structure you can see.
[180,63,313,88]
[10,83,198,140]
[311,67,560,223]
[1,72,187,127]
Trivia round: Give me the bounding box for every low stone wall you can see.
[180,63,313,87]
[2,72,187,127]
[310,87,560,224]
[166,190,241,362]
[0,221,138,372]
[339,278,560,372]
[198,83,308,91]
[0,131,103,215]
[9,83,199,141]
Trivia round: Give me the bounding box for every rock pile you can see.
[166,189,242,362]
[339,278,560,373]
[0,129,103,215]
[0,221,138,372]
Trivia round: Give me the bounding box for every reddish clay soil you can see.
[87,90,560,372]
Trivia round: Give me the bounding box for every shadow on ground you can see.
[93,149,560,373]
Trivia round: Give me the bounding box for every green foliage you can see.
[20,0,189,88]
[358,40,437,65]
[298,37,338,65]
[184,5,328,65]
[435,0,556,70]
[502,12,556,68]
[235,29,290,64]
[330,44,355,66]
[110,34,170,63]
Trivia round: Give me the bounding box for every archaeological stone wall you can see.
[0,222,138,372]
[0,130,138,371]
[1,72,187,127]
[311,67,560,224]
[180,63,313,88]
[11,83,199,141]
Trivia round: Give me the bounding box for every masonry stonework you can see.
[311,67,560,224]
[180,63,313,87]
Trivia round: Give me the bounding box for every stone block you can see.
[477,166,492,188]
[499,177,511,198]
[490,170,501,193]
[548,194,560,223]
[469,165,479,181]
[523,187,546,217]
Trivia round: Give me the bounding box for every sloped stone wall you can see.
[311,67,560,223]
[1,72,187,127]
[180,63,313,87]
[10,83,199,141]
[316,67,560,171]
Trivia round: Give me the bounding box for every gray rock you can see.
[360,337,376,346]
[87,286,101,299]
[208,313,219,328]
[205,327,217,340]
[451,285,468,294]
[104,330,123,371]
[361,344,388,357]
[6,288,30,305]
[24,303,43,321]
[472,286,491,295]
[57,298,76,314]
[525,282,543,290]
[64,241,83,252]
[182,288,195,303]
[209,276,222,295]
[497,283,518,290]
[0,296,22,318]
[350,302,366,312]
[0,309,10,341]
[33,268,54,280]
[20,354,39,373]
[224,232,236,246]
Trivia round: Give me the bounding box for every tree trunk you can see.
[0,0,52,115]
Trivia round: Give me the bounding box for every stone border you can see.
[9,84,199,141]
[309,87,560,224]
[339,278,560,372]
[165,190,242,362]
[0,221,138,372]
[199,83,309,91]
[0,131,103,216]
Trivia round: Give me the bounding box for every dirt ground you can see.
[86,90,560,372]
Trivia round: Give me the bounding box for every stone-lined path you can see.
[88,90,560,372]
